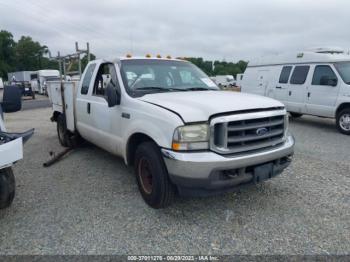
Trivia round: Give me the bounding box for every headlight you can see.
[172,124,209,151]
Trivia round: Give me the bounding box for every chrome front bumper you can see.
[161,135,294,195]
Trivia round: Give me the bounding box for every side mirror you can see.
[329,78,338,87]
[1,86,22,113]
[320,76,337,87]
[106,83,120,107]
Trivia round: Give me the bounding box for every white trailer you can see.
[7,71,35,82]
[30,70,60,95]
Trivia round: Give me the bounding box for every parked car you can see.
[0,77,3,89]
[0,86,34,209]
[241,48,350,135]
[47,56,294,208]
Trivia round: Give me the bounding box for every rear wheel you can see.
[0,167,15,209]
[57,114,71,147]
[290,112,303,118]
[336,108,350,135]
[134,141,175,208]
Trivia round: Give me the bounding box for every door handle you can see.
[307,92,311,98]
[289,91,292,96]
[87,103,91,114]
[276,86,282,89]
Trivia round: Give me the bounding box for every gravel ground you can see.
[0,107,349,255]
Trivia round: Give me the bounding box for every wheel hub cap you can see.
[340,114,350,131]
[138,158,153,194]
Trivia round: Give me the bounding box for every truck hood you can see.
[138,91,284,123]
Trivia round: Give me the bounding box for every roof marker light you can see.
[156,54,162,58]
[166,55,172,59]
[145,54,152,58]
[126,54,132,58]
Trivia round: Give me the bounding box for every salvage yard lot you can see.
[0,106,349,255]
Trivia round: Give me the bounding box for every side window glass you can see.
[312,65,337,86]
[290,66,310,85]
[81,63,96,95]
[93,63,119,97]
[279,66,292,84]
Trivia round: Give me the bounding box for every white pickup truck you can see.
[0,86,34,209]
[48,57,295,208]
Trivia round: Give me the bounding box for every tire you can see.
[290,112,303,118]
[57,114,71,147]
[134,141,175,208]
[0,167,15,209]
[336,108,350,135]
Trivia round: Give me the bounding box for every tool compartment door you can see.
[63,81,78,133]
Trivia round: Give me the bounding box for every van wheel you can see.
[0,167,15,209]
[57,114,71,147]
[336,108,350,135]
[134,141,175,208]
[290,112,303,118]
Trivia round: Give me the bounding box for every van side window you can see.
[290,66,310,85]
[312,65,337,86]
[81,63,96,95]
[93,63,118,97]
[279,66,292,83]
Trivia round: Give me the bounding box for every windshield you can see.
[120,59,219,96]
[335,62,350,84]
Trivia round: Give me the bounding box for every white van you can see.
[0,78,3,89]
[30,70,60,95]
[241,48,350,135]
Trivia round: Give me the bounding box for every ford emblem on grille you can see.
[256,127,268,136]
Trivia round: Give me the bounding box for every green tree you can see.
[0,30,16,79]
[14,36,47,71]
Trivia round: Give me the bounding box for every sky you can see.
[0,0,349,62]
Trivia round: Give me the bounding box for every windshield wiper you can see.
[134,87,166,91]
[134,87,186,92]
[184,87,216,91]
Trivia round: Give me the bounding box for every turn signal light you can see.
[172,142,181,151]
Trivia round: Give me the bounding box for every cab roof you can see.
[93,57,187,64]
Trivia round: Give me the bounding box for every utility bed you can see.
[47,80,79,133]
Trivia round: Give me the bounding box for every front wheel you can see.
[134,141,175,208]
[336,108,350,135]
[0,167,15,209]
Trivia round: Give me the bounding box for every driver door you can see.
[87,62,123,155]
[306,64,340,117]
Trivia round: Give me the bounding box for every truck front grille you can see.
[210,110,286,154]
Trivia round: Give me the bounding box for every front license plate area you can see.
[253,163,273,184]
